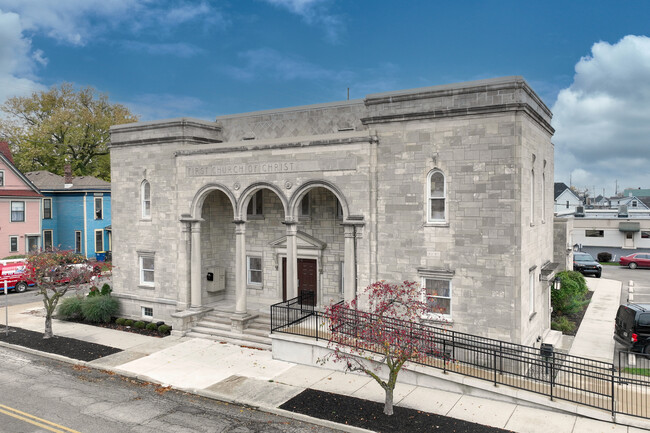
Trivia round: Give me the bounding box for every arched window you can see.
[141,180,151,219]
[427,170,446,223]
[530,170,535,224]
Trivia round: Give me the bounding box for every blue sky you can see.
[1,0,649,197]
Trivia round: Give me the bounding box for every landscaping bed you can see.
[63,317,172,337]
[280,389,512,433]
[0,326,121,361]
[551,290,594,336]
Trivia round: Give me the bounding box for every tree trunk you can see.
[43,314,53,339]
[383,387,394,415]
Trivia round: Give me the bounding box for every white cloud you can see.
[552,35,650,196]
[0,10,45,105]
[261,0,344,43]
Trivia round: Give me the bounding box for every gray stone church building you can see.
[109,76,555,346]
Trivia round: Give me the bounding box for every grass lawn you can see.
[623,368,650,376]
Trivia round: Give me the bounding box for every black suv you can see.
[573,252,602,278]
[614,304,650,354]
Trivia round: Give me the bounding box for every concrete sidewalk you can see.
[2,292,648,433]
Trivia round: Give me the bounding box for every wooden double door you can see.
[282,257,317,304]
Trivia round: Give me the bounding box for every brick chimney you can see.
[64,164,73,187]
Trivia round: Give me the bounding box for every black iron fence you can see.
[270,296,650,420]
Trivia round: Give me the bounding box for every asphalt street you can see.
[601,265,650,305]
[0,346,337,433]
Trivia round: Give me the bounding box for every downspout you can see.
[83,192,88,258]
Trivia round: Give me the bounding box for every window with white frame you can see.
[427,170,446,223]
[529,270,535,316]
[422,278,451,319]
[141,180,151,219]
[139,254,155,286]
[9,236,18,252]
[142,306,153,318]
[94,196,103,220]
[0,170,4,186]
[43,198,52,219]
[530,170,535,224]
[11,201,25,222]
[247,256,263,285]
[43,230,53,250]
[299,193,310,217]
[95,229,104,252]
[542,173,546,222]
[74,231,82,253]
[247,190,263,216]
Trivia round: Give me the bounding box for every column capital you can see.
[281,219,298,226]
[191,220,203,231]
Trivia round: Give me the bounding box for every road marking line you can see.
[0,404,81,433]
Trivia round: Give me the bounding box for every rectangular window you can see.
[529,270,535,316]
[423,278,451,319]
[247,256,263,285]
[43,230,53,250]
[140,254,155,286]
[0,170,4,186]
[247,190,263,216]
[9,236,18,252]
[585,230,604,237]
[74,231,82,253]
[11,201,25,222]
[142,307,153,318]
[95,229,104,252]
[427,171,446,222]
[43,198,52,219]
[642,231,650,239]
[94,197,103,220]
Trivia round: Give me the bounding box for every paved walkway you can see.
[1,282,649,433]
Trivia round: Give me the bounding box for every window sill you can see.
[424,222,449,228]
[422,316,453,326]
[140,217,152,222]
[138,284,155,290]
[247,284,263,290]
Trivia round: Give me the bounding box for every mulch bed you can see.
[280,389,513,433]
[552,291,594,336]
[66,318,167,338]
[0,326,122,362]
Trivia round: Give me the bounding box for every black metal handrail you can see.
[271,300,650,420]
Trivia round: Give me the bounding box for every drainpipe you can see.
[83,192,88,258]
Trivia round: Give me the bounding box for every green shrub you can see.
[597,252,612,262]
[81,295,120,323]
[100,283,112,296]
[158,325,171,335]
[551,316,576,334]
[146,322,158,331]
[124,319,134,327]
[134,321,146,329]
[115,317,127,326]
[552,270,589,315]
[57,296,84,320]
[87,286,100,297]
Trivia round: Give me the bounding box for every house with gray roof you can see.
[26,166,111,260]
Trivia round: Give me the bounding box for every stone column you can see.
[190,220,203,309]
[343,224,356,302]
[234,220,247,315]
[177,219,192,310]
[284,222,298,299]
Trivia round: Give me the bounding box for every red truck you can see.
[0,259,36,293]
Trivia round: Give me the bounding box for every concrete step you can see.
[185,332,271,351]
[194,320,231,331]
[188,326,272,348]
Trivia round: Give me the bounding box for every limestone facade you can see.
[109,76,555,345]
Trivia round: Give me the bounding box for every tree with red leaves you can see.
[25,249,102,338]
[319,280,443,416]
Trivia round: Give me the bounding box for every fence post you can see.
[499,341,503,376]
[493,350,498,386]
[549,352,554,401]
[611,365,616,420]
[443,339,447,374]
[316,311,319,341]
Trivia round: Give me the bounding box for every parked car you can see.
[614,303,650,354]
[619,253,650,270]
[52,262,101,284]
[0,259,35,293]
[573,252,602,278]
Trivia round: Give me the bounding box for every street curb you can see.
[0,341,374,433]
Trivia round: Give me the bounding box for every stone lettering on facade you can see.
[185,158,356,177]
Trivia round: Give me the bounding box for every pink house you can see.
[0,142,42,258]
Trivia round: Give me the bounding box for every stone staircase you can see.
[185,311,272,350]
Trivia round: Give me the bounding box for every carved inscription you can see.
[186,158,356,177]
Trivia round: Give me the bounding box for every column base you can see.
[230,312,259,334]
